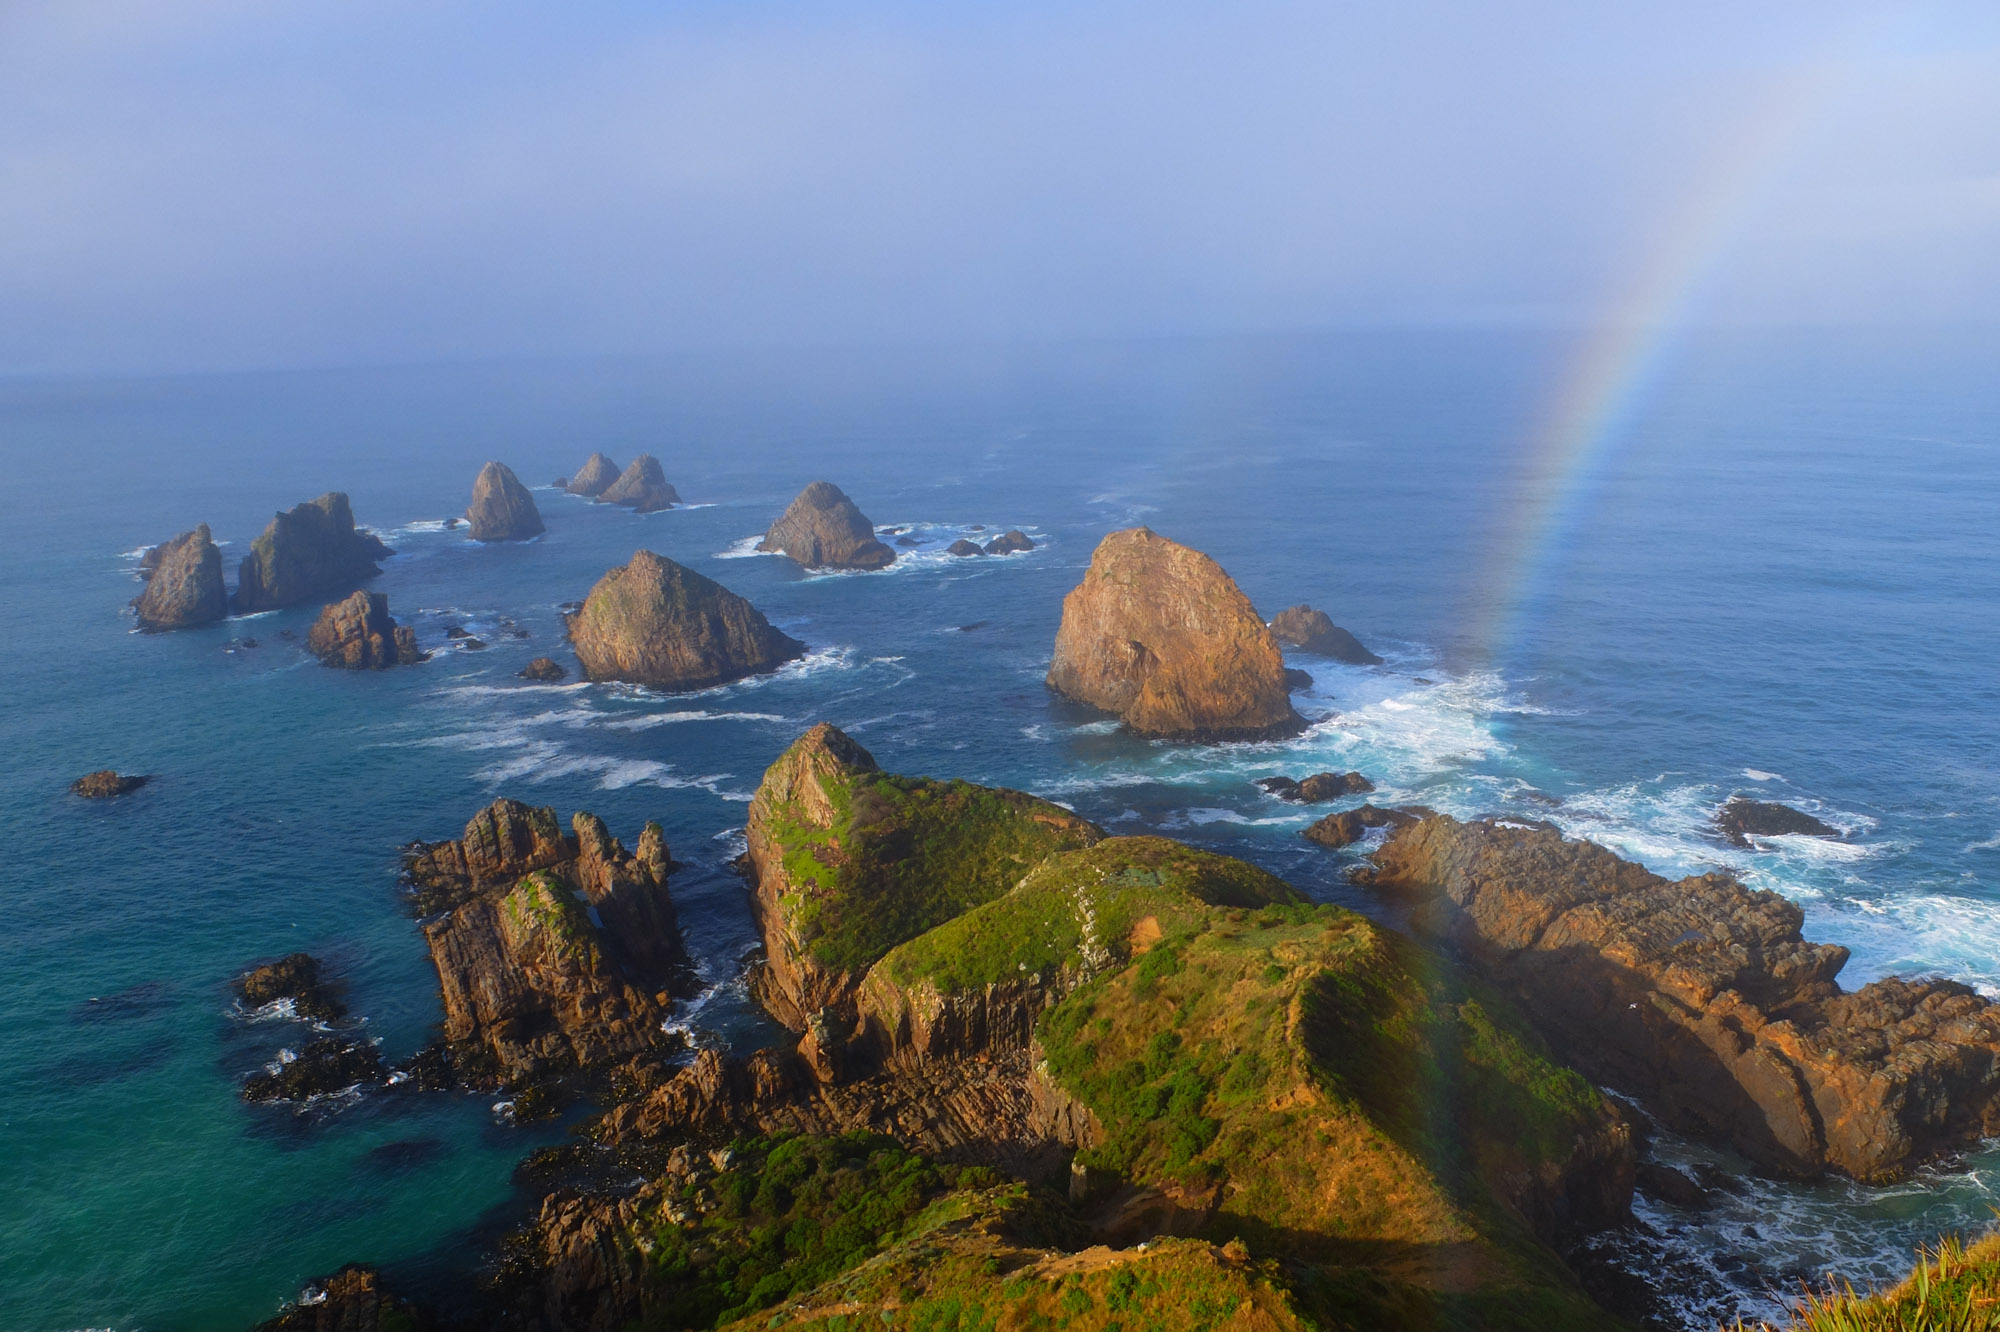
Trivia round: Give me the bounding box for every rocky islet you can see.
[233,492,395,614]
[595,454,680,511]
[566,549,804,691]
[466,460,545,541]
[758,480,896,570]
[565,451,622,497]
[1268,603,1382,665]
[132,524,228,629]
[306,591,425,668]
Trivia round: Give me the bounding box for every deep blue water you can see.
[1,330,1995,1330]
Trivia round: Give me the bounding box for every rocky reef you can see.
[1047,528,1303,741]
[306,591,424,668]
[757,481,895,570]
[1359,813,2000,1180]
[242,1037,389,1103]
[565,452,621,497]
[1257,770,1373,803]
[252,1265,424,1332]
[1717,795,1839,847]
[985,528,1035,554]
[71,770,148,799]
[567,550,804,692]
[233,493,395,614]
[467,461,546,541]
[132,524,227,629]
[1268,603,1382,665]
[235,953,345,1023]
[596,454,679,512]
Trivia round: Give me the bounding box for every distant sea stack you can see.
[566,452,622,498]
[233,493,394,614]
[71,770,148,799]
[1269,604,1382,665]
[465,461,544,541]
[1046,527,1304,741]
[596,454,680,512]
[758,482,895,571]
[306,591,425,668]
[567,549,805,691]
[131,524,227,629]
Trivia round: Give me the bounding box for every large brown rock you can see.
[234,493,395,614]
[596,454,679,512]
[566,550,804,692]
[566,452,622,497]
[1269,604,1382,665]
[466,460,545,541]
[71,770,148,799]
[132,524,227,629]
[1360,813,2000,1180]
[306,591,424,669]
[1046,528,1303,740]
[757,481,895,570]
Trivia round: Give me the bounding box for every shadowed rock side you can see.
[1268,604,1382,665]
[307,591,424,668]
[757,480,896,570]
[132,524,227,629]
[234,493,395,614]
[596,454,679,512]
[741,723,1103,1030]
[566,550,804,691]
[1358,813,2000,1180]
[1047,528,1303,741]
[565,452,621,497]
[467,461,545,541]
[403,798,699,1085]
[251,1266,426,1332]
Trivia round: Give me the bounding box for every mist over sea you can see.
[2,327,1996,1330]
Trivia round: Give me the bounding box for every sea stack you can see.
[1269,604,1382,665]
[306,591,424,668]
[596,454,680,512]
[567,550,804,691]
[758,482,895,571]
[465,461,544,541]
[233,493,394,614]
[131,524,227,629]
[566,452,622,498]
[1046,527,1304,741]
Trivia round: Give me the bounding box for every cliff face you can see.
[233,493,395,614]
[742,723,1103,1030]
[566,452,621,497]
[132,524,227,629]
[567,550,805,691]
[1361,814,2000,1180]
[467,461,546,541]
[1047,528,1302,741]
[1268,604,1382,665]
[596,454,680,512]
[757,481,895,570]
[306,591,423,668]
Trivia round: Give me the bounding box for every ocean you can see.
[2,328,1995,1330]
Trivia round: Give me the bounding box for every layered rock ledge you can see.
[234,493,395,614]
[132,524,227,629]
[467,461,545,541]
[567,550,804,691]
[758,481,895,570]
[307,591,424,668]
[597,454,679,512]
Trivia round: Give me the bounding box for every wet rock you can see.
[984,529,1035,555]
[466,461,545,541]
[234,493,395,615]
[241,638,259,649]
[552,477,568,489]
[1716,796,1838,848]
[71,770,148,799]
[306,591,424,668]
[131,524,227,629]
[1282,667,1314,691]
[946,539,985,557]
[445,625,470,638]
[243,1037,388,1102]
[567,549,804,692]
[1302,803,1419,848]
[251,1264,423,1332]
[896,535,921,548]
[443,517,460,530]
[236,953,346,1023]
[596,454,679,512]
[566,452,622,497]
[519,657,568,682]
[758,481,895,570]
[1260,772,1374,803]
[1635,1162,1714,1210]
[457,637,487,651]
[1269,604,1383,665]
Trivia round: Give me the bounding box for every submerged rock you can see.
[945,539,984,557]
[234,493,395,614]
[1046,527,1303,741]
[131,524,227,629]
[566,452,622,497]
[306,591,424,669]
[236,953,346,1023]
[519,657,568,682]
[242,1037,388,1102]
[758,481,895,570]
[466,461,545,541]
[984,529,1035,555]
[71,770,148,799]
[1269,604,1382,665]
[567,550,804,692]
[1716,796,1838,847]
[596,454,679,512]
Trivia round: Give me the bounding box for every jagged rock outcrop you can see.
[71,770,147,799]
[1258,771,1374,803]
[741,724,1102,1030]
[306,591,424,668]
[567,452,621,497]
[242,1037,389,1102]
[1046,528,1303,741]
[132,524,227,629]
[236,953,345,1022]
[1360,813,2000,1180]
[1269,604,1382,665]
[596,455,679,512]
[984,529,1035,555]
[1717,796,1839,847]
[233,493,395,614]
[403,799,699,1084]
[519,657,567,682]
[566,550,804,692]
[757,481,895,570]
[252,1266,423,1332]
[466,461,545,541]
[1302,803,1421,848]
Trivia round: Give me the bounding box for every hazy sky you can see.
[4,1,1998,373]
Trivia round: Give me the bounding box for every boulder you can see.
[566,452,622,497]
[1717,796,1838,847]
[465,461,545,541]
[233,493,395,614]
[1259,771,1375,803]
[567,550,804,692]
[757,481,895,570]
[236,953,346,1023]
[131,524,227,629]
[1302,803,1420,848]
[895,535,920,548]
[1269,604,1383,665]
[984,529,1035,555]
[1282,667,1314,691]
[71,770,147,799]
[519,657,568,682]
[596,454,679,512]
[1046,528,1303,741]
[945,539,984,557]
[242,1037,389,1102]
[306,591,424,668]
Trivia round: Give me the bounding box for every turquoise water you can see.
[1,332,1995,1329]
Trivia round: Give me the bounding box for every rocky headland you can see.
[1268,604,1382,665]
[566,550,804,691]
[306,591,425,668]
[233,493,395,614]
[132,524,227,629]
[565,452,621,497]
[596,454,679,512]
[757,481,896,570]
[1046,528,1303,741]
[467,461,546,541]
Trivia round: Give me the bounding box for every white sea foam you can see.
[1968,832,2000,852]
[604,710,790,731]
[714,535,775,559]
[1743,768,1786,782]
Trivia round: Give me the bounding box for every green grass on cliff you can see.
[500,872,600,967]
[1732,1232,2000,1331]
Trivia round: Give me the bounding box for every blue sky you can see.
[3,1,1998,372]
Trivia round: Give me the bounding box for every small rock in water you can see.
[240,638,259,649]
[1636,1162,1714,1210]
[1258,772,1373,803]
[242,1037,388,1102]
[946,539,985,557]
[896,536,921,547]
[459,637,487,651]
[443,516,460,529]
[984,529,1035,555]
[519,657,567,682]
[444,625,471,639]
[553,476,569,488]
[957,621,989,633]
[236,953,346,1023]
[1282,667,1314,691]
[1716,796,1838,847]
[71,770,147,799]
